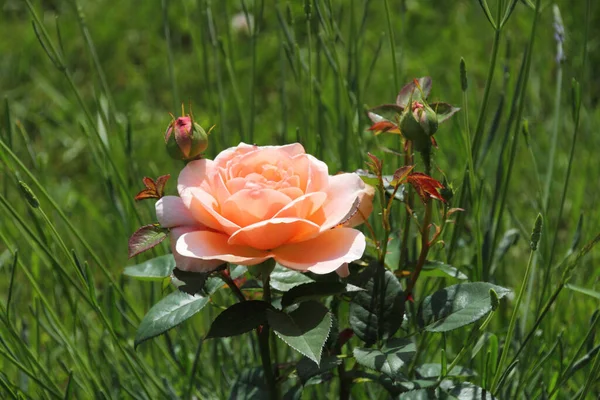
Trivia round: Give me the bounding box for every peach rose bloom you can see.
[156,143,374,276]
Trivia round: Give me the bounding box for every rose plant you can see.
[125,79,517,399]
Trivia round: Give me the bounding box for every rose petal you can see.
[272,228,366,274]
[290,154,329,193]
[320,173,368,231]
[273,192,327,220]
[209,169,231,205]
[336,263,350,278]
[177,230,271,265]
[221,188,292,227]
[343,183,375,227]
[228,218,321,250]
[279,187,304,200]
[177,159,216,195]
[156,196,194,228]
[230,147,296,178]
[304,154,330,193]
[171,227,224,272]
[213,142,258,169]
[181,187,240,235]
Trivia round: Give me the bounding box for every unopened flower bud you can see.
[399,101,438,151]
[165,116,209,161]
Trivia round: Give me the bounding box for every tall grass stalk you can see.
[490,214,541,393]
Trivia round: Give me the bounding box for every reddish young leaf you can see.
[134,189,160,201]
[368,121,401,135]
[390,165,415,186]
[155,174,171,197]
[407,172,446,203]
[447,207,465,216]
[128,224,168,258]
[367,153,383,177]
[134,175,171,201]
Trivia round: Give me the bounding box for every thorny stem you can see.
[219,270,246,303]
[377,170,391,342]
[406,198,432,298]
[399,142,414,269]
[220,269,277,399]
[259,272,277,400]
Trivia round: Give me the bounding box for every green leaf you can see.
[128,224,168,258]
[349,265,404,345]
[124,254,175,281]
[173,268,212,295]
[135,290,209,348]
[431,102,460,124]
[267,301,332,365]
[281,281,363,308]
[377,375,437,396]
[296,355,341,385]
[398,389,436,400]
[356,169,380,187]
[565,283,600,300]
[353,338,416,379]
[207,300,271,338]
[283,385,302,400]
[270,264,314,291]
[442,382,496,399]
[416,363,476,378]
[228,368,267,400]
[421,261,468,280]
[418,283,511,332]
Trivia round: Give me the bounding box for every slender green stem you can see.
[461,65,484,281]
[491,239,537,392]
[541,67,563,213]
[579,344,600,399]
[441,313,494,384]
[548,312,600,398]
[538,78,582,312]
[448,0,503,265]
[162,0,179,111]
[382,0,399,92]
[472,0,503,163]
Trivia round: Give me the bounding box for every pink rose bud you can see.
[165,116,209,161]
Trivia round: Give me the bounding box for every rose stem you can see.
[406,196,432,298]
[219,270,277,399]
[405,148,434,298]
[399,141,414,270]
[377,168,392,342]
[259,272,278,400]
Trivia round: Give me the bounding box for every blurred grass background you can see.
[1,0,600,398]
